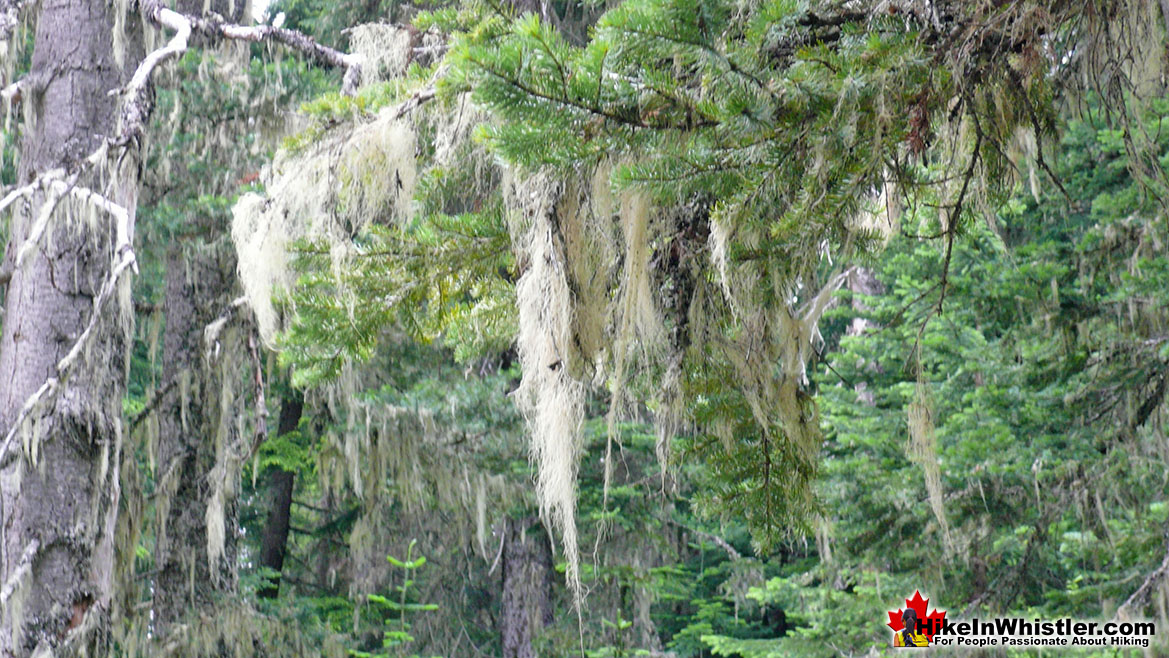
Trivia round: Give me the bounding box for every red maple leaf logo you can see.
[887,590,947,641]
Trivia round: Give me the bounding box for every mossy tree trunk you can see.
[257,391,304,599]
[0,1,140,654]
[148,0,253,633]
[152,243,238,631]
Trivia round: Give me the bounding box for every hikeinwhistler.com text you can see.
[923,618,1156,648]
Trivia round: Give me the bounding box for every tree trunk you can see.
[257,391,304,599]
[500,517,552,658]
[149,0,251,632]
[0,1,139,654]
[152,244,237,630]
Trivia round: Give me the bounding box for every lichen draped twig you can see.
[136,0,363,101]
[0,219,137,469]
[0,539,39,607]
[0,170,138,469]
[12,175,133,269]
[244,328,269,461]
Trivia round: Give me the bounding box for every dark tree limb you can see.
[257,391,305,599]
[935,112,983,315]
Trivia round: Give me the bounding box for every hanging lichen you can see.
[232,107,418,343]
[508,171,587,601]
[348,24,413,84]
[907,378,954,556]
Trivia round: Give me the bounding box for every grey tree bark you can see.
[500,517,552,658]
[0,1,140,654]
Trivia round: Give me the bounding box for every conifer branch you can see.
[472,57,709,131]
[605,23,768,92]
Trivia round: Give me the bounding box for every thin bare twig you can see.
[245,328,269,461]
[0,187,137,469]
[0,539,39,606]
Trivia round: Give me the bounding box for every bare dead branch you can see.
[244,328,269,461]
[666,519,742,561]
[0,173,49,216]
[690,528,743,561]
[127,376,178,434]
[0,0,28,105]
[135,0,362,104]
[391,86,438,120]
[0,79,21,106]
[1118,532,1169,619]
[202,296,249,358]
[487,529,506,575]
[0,539,39,607]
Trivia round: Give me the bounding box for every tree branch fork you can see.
[0,1,364,462]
